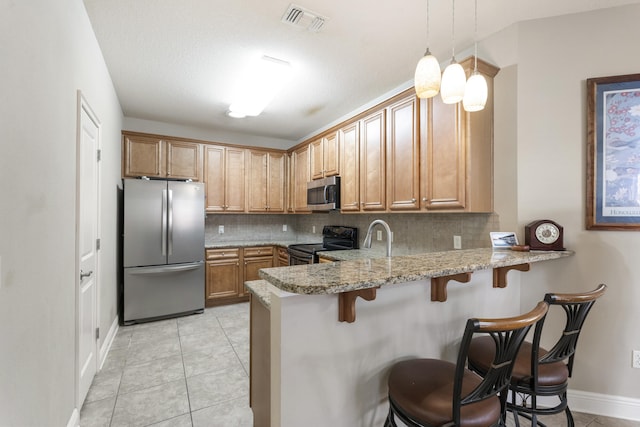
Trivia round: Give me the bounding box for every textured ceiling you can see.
[83,0,640,143]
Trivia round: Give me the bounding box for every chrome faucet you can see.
[363,219,392,257]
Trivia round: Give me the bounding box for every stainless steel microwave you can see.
[307,176,340,211]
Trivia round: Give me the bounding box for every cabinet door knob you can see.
[422,197,428,202]
[411,198,416,203]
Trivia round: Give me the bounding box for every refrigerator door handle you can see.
[128,262,204,275]
[168,189,173,256]
[161,189,168,256]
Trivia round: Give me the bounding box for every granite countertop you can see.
[245,280,271,308]
[258,248,575,295]
[205,239,303,249]
[317,248,392,261]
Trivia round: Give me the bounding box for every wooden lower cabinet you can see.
[205,248,242,306]
[205,246,274,306]
[243,247,274,296]
[276,246,289,267]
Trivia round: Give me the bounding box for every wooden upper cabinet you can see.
[421,57,498,212]
[204,145,245,213]
[291,144,311,213]
[340,122,360,212]
[166,140,201,181]
[122,133,201,181]
[387,92,420,211]
[310,132,340,180]
[422,96,466,210]
[123,134,165,178]
[247,150,285,213]
[360,110,386,211]
[267,152,286,212]
[310,138,324,180]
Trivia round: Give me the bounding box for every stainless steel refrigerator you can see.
[123,178,205,324]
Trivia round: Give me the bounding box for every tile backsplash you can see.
[206,212,500,252]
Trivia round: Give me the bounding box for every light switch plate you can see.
[218,225,224,234]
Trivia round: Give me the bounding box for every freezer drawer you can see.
[124,261,204,324]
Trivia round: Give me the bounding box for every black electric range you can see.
[288,225,358,265]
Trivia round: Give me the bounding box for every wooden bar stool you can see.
[467,284,607,426]
[385,301,549,427]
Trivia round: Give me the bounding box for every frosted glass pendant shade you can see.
[440,61,466,104]
[463,72,488,112]
[414,53,441,99]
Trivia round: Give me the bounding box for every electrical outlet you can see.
[283,224,287,232]
[453,235,462,249]
[312,226,316,233]
[377,230,382,241]
[218,225,224,234]
[633,350,640,368]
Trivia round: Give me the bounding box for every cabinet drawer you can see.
[277,247,288,258]
[244,246,274,258]
[206,248,240,260]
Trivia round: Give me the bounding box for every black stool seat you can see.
[388,359,500,427]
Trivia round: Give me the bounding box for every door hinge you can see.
[96,238,101,250]
[96,149,102,162]
[95,328,100,340]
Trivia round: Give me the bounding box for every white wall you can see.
[486,4,640,409]
[123,117,295,150]
[0,0,123,424]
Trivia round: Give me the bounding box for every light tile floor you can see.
[80,302,253,427]
[81,302,639,427]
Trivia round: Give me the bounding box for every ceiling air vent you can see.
[281,4,328,32]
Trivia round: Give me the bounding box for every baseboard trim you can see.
[66,408,79,427]
[511,389,640,421]
[568,389,640,421]
[98,316,119,370]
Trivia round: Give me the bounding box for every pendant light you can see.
[414,0,441,99]
[463,0,488,112]
[440,0,466,104]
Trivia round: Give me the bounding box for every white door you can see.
[77,92,100,407]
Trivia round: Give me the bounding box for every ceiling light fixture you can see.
[228,55,292,119]
[414,0,441,99]
[463,0,488,112]
[440,0,466,104]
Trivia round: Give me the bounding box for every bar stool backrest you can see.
[531,284,607,380]
[452,301,549,424]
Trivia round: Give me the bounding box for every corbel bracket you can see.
[338,287,378,323]
[493,263,531,288]
[430,272,472,302]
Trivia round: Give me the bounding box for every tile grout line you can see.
[177,318,196,426]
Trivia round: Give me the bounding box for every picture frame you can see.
[490,232,518,249]
[587,73,640,230]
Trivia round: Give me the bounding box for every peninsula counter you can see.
[249,248,574,426]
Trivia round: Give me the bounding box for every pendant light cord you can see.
[474,0,478,71]
[426,0,430,50]
[450,0,456,61]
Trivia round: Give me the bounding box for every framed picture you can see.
[490,232,518,249]
[587,73,640,230]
